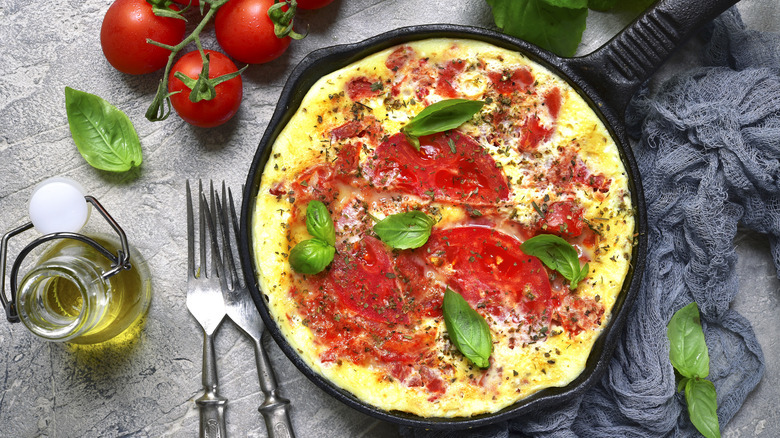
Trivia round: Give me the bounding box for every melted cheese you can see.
[253,39,635,417]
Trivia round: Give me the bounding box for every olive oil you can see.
[15,236,151,344]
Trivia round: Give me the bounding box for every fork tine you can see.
[186,180,195,279]
[212,189,232,290]
[217,182,238,289]
[209,181,218,279]
[198,180,208,279]
[226,186,244,288]
[202,186,223,281]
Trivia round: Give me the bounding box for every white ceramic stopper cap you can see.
[28,177,90,234]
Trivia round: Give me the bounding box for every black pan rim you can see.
[240,24,648,430]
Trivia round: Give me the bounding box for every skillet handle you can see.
[568,0,739,115]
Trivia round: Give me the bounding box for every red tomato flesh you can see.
[488,67,535,96]
[346,77,384,101]
[435,60,466,98]
[215,0,291,64]
[168,50,243,128]
[538,201,584,238]
[100,0,185,75]
[317,236,408,325]
[418,226,553,325]
[366,132,510,204]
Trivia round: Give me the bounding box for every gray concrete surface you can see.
[0,0,778,436]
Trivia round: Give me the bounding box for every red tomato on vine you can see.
[168,50,244,128]
[215,0,299,64]
[100,0,185,75]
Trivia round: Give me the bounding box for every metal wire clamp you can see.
[0,196,132,323]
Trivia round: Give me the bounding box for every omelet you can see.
[252,39,635,417]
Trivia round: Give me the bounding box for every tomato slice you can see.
[385,45,416,72]
[377,329,437,364]
[518,114,553,152]
[538,201,584,238]
[422,226,552,325]
[435,60,466,98]
[488,67,535,96]
[545,87,562,119]
[330,116,383,142]
[322,236,408,325]
[366,132,510,204]
[346,76,384,101]
[546,148,612,193]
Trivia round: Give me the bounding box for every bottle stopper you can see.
[28,177,91,234]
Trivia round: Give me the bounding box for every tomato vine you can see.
[141,0,301,122]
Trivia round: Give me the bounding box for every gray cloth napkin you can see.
[402,7,779,437]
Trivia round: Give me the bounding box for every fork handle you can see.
[197,332,228,438]
[253,338,295,438]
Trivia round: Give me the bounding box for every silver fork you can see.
[186,180,228,438]
[213,182,295,438]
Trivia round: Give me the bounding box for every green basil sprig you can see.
[65,87,142,172]
[668,302,710,378]
[288,239,335,275]
[373,211,435,249]
[289,200,336,275]
[520,234,588,289]
[443,288,492,368]
[485,0,652,57]
[401,99,484,150]
[306,200,336,246]
[667,302,720,438]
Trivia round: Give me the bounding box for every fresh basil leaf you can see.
[677,376,690,394]
[306,200,336,246]
[685,378,721,438]
[521,234,588,289]
[401,99,484,150]
[485,0,588,57]
[373,211,435,249]
[667,302,710,379]
[65,87,142,172]
[288,238,335,275]
[443,288,492,368]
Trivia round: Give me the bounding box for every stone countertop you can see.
[1,1,778,436]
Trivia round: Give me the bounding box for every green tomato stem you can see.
[145,0,233,122]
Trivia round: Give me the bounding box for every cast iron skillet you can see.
[240,0,737,429]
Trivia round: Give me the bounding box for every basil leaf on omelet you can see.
[289,201,336,274]
[288,239,335,275]
[306,200,336,246]
[443,288,493,368]
[521,234,589,289]
[401,99,484,150]
[373,211,435,249]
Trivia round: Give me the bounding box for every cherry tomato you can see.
[168,50,243,128]
[215,0,291,64]
[297,0,335,9]
[100,0,185,75]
